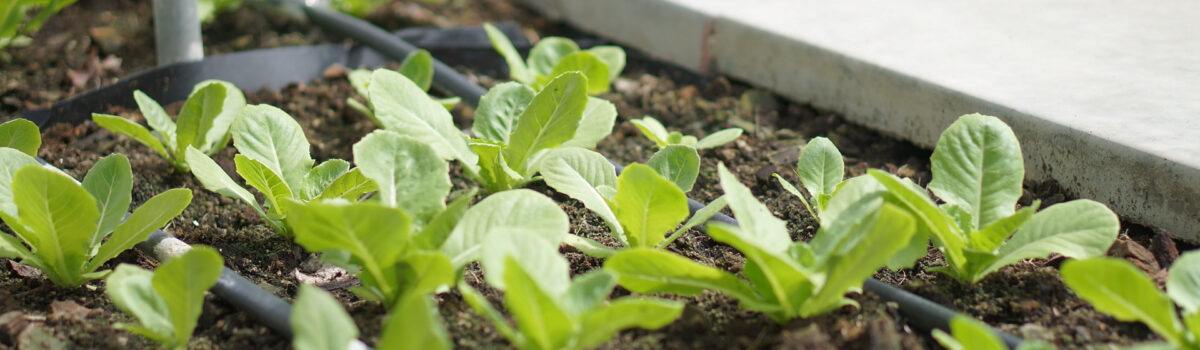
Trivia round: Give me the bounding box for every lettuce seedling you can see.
[484,23,625,94]
[93,80,245,171]
[604,163,917,322]
[106,246,223,350]
[0,153,192,287]
[865,114,1119,282]
[933,315,1056,350]
[1062,251,1200,350]
[440,189,569,269]
[186,104,377,235]
[538,147,724,257]
[346,50,460,119]
[460,229,683,350]
[352,129,452,229]
[631,115,743,150]
[292,283,451,350]
[774,136,843,216]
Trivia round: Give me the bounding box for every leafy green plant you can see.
[105,246,223,350]
[0,118,40,156]
[460,229,683,350]
[774,136,843,216]
[0,152,192,287]
[291,283,450,350]
[484,23,625,94]
[862,114,1120,282]
[1062,251,1200,350]
[440,189,568,268]
[1,0,76,55]
[186,104,376,236]
[347,49,460,117]
[537,147,724,257]
[93,80,246,171]
[933,315,1056,350]
[631,115,743,150]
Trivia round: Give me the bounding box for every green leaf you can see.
[707,223,810,320]
[647,145,701,192]
[550,51,611,94]
[287,201,411,303]
[537,147,622,240]
[394,252,455,296]
[315,168,377,201]
[1167,250,1200,314]
[92,114,169,159]
[659,196,727,249]
[562,270,617,317]
[347,69,372,98]
[868,169,968,271]
[175,82,229,155]
[0,149,39,217]
[928,114,1024,231]
[470,140,524,192]
[353,130,450,222]
[797,137,843,199]
[12,166,98,286]
[502,257,573,350]
[504,72,589,172]
[86,188,192,273]
[414,188,477,251]
[378,293,451,350]
[978,200,1118,281]
[967,204,1037,253]
[459,284,523,346]
[483,23,532,84]
[83,154,133,244]
[234,155,292,217]
[398,50,434,91]
[0,118,40,156]
[577,298,683,349]
[932,315,1006,350]
[133,90,175,144]
[192,80,245,152]
[613,163,688,248]
[185,147,264,216]
[153,246,224,348]
[1062,257,1183,345]
[695,128,742,150]
[810,175,885,262]
[562,234,618,259]
[291,284,359,350]
[585,46,626,80]
[472,82,535,144]
[630,117,670,147]
[0,230,33,261]
[231,104,313,192]
[106,264,173,345]
[804,204,915,316]
[718,163,791,255]
[526,37,580,78]
[480,229,570,297]
[299,159,350,201]
[368,69,478,171]
[604,248,764,308]
[561,97,617,149]
[441,190,569,267]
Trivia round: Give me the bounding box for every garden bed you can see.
[1,0,1192,349]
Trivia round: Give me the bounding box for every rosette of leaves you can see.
[93,80,245,171]
[631,115,743,150]
[484,23,625,94]
[106,246,223,350]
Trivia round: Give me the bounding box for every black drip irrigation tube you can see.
[17,5,1023,349]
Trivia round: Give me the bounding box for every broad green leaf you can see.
[481,229,570,297]
[577,298,683,349]
[804,204,915,316]
[586,46,626,80]
[869,169,968,269]
[106,265,173,345]
[398,49,434,91]
[92,114,168,159]
[184,147,264,215]
[292,284,358,350]
[502,257,573,350]
[413,188,477,251]
[504,72,589,172]
[441,190,568,267]
[0,118,40,156]
[83,154,133,245]
[0,149,39,217]
[1167,250,1200,313]
[133,90,175,143]
[192,80,245,152]
[315,168,377,201]
[978,200,1118,281]
[647,145,700,192]
[1062,258,1183,345]
[630,117,669,147]
[347,69,372,98]
[526,37,579,78]
[694,128,742,150]
[368,69,478,171]
[353,130,450,221]
[562,234,618,259]
[810,175,885,262]
[175,82,228,155]
[0,231,33,260]
[562,270,618,317]
[459,284,523,346]
[483,23,532,84]
[378,293,451,350]
[707,223,810,320]
[472,82,535,144]
[717,163,791,255]
[394,253,455,297]
[299,159,350,201]
[231,104,313,191]
[86,188,192,273]
[550,51,610,94]
[537,148,623,241]
[153,246,224,348]
[928,114,1023,230]
[797,137,843,199]
[604,248,763,308]
[561,97,616,149]
[613,163,688,248]
[12,166,98,286]
[932,316,1006,350]
[967,204,1037,253]
[287,201,411,301]
[470,140,523,192]
[659,196,728,249]
[234,155,292,217]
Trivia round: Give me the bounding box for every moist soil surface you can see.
[1,0,1192,349]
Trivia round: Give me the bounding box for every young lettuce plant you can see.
[774,136,843,216]
[93,80,246,171]
[933,315,1056,350]
[105,246,223,350]
[866,114,1120,282]
[292,283,451,350]
[346,49,460,118]
[185,104,377,235]
[1062,251,1200,350]
[440,189,569,269]
[604,164,917,322]
[537,147,724,257]
[484,22,625,94]
[631,115,743,150]
[460,229,683,350]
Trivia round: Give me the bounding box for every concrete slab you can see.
[519,0,1200,242]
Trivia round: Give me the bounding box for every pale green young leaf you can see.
[604,248,763,307]
[394,252,455,296]
[932,316,1006,350]
[106,265,173,345]
[647,145,700,192]
[526,37,579,78]
[502,257,573,350]
[718,163,791,255]
[630,117,669,147]
[550,51,611,94]
[577,298,683,349]
[291,284,358,350]
[231,104,313,191]
[695,128,743,150]
[1167,250,1200,314]
[0,231,33,260]
[92,114,169,159]
[0,118,40,156]
[133,90,175,141]
[367,69,478,171]
[184,147,264,215]
[613,163,688,248]
[12,166,98,286]
[315,168,377,201]
[562,270,617,317]
[562,234,618,259]
[967,204,1037,253]
[398,49,434,91]
[192,80,245,152]
[153,246,224,348]
[537,147,622,241]
[586,45,626,80]
[1062,257,1183,345]
[797,137,844,199]
[83,154,133,244]
[287,201,411,284]
[804,204,915,317]
[0,149,38,217]
[413,188,477,251]
[86,188,192,273]
[483,23,532,83]
[299,159,350,201]
[353,130,450,222]
[378,293,451,350]
[459,284,523,346]
[504,72,589,172]
[706,223,811,320]
[481,229,570,297]
[561,97,617,149]
[868,169,968,269]
[441,190,567,267]
[659,196,727,249]
[809,176,885,261]
[234,155,292,217]
[472,82,535,144]
[470,140,523,192]
[175,82,228,155]
[438,97,461,110]
[928,114,1024,231]
[347,69,372,98]
[978,200,1118,281]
